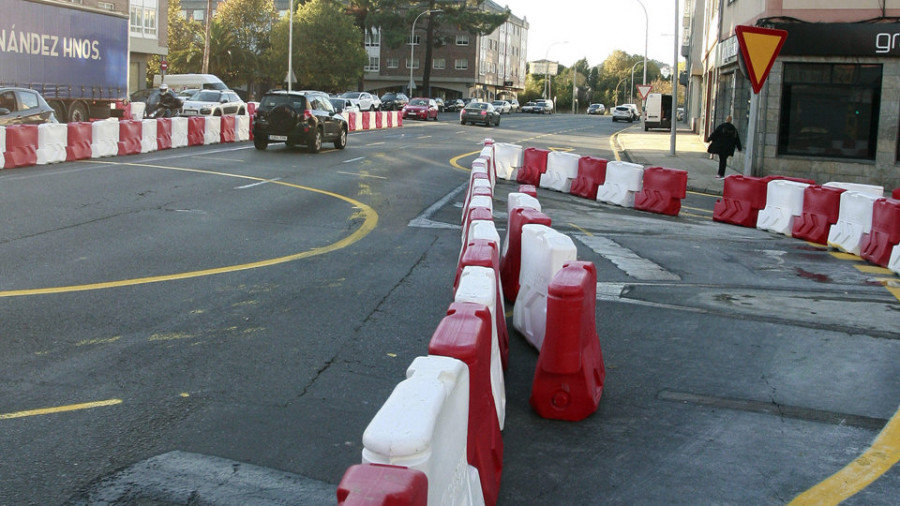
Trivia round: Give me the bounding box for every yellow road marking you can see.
[855,264,894,275]
[682,205,713,214]
[610,133,622,162]
[450,150,480,171]
[567,223,592,236]
[0,399,122,420]
[829,251,861,261]
[0,162,378,298]
[790,405,900,505]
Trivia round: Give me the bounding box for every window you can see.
[365,29,380,47]
[778,63,882,160]
[386,57,399,69]
[98,2,114,10]
[455,59,468,70]
[365,57,380,72]
[406,58,420,70]
[143,8,157,36]
[456,34,469,46]
[193,10,204,21]
[130,6,143,34]
[433,58,445,70]
[407,35,421,46]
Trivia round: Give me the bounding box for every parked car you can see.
[521,101,536,113]
[612,104,640,122]
[180,89,246,116]
[341,91,380,111]
[402,97,439,121]
[508,99,519,113]
[434,98,445,112]
[587,103,606,115]
[534,99,554,114]
[460,101,501,127]
[329,97,359,115]
[0,87,57,126]
[491,100,511,114]
[380,92,409,111]
[444,99,464,112]
[252,90,348,153]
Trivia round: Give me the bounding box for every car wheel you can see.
[253,135,268,151]
[495,117,501,126]
[334,127,347,150]
[369,106,375,112]
[309,128,323,153]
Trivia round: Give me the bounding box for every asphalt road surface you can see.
[1,113,898,505]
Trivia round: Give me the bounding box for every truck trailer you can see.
[0,0,129,122]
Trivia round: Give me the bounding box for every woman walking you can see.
[707,115,742,179]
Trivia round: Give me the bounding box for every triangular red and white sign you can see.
[636,84,652,101]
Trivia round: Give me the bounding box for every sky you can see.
[499,0,684,68]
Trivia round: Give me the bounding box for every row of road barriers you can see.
[713,176,900,276]
[0,109,404,170]
[337,139,607,505]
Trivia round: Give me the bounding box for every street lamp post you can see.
[543,40,568,100]
[409,9,442,93]
[613,77,628,106]
[629,61,644,103]
[635,0,648,86]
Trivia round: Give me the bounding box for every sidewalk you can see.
[614,123,728,196]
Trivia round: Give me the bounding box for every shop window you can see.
[778,63,881,160]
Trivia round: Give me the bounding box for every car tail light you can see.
[481,111,487,116]
[303,110,313,121]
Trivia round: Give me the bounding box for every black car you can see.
[459,101,500,127]
[444,99,464,112]
[380,92,409,111]
[0,87,57,126]
[252,90,348,153]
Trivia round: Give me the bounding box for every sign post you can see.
[735,25,787,176]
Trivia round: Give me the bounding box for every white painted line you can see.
[575,234,681,281]
[234,178,281,189]
[408,182,467,230]
[343,156,366,163]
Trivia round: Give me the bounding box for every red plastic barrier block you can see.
[65,122,93,161]
[530,261,605,421]
[337,463,427,506]
[634,166,688,216]
[4,124,38,168]
[516,147,549,186]
[453,239,508,370]
[713,175,771,227]
[187,116,205,146]
[791,185,846,244]
[247,102,257,116]
[517,184,537,197]
[220,115,235,143]
[117,120,142,156]
[570,156,608,200]
[499,207,552,302]
[428,302,503,506]
[860,198,900,267]
[248,114,255,140]
[461,206,494,251]
[375,112,384,129]
[893,187,900,199]
[156,118,173,150]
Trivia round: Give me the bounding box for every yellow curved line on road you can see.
[790,405,900,504]
[450,150,481,171]
[0,161,378,298]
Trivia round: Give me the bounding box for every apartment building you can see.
[685,0,900,189]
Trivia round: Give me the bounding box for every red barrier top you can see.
[861,198,900,267]
[517,147,550,185]
[570,156,608,200]
[337,463,427,506]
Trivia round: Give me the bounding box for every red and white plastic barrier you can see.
[494,142,523,181]
[530,261,605,421]
[4,124,39,168]
[155,118,172,151]
[570,156,608,200]
[824,182,884,197]
[187,116,205,146]
[429,302,504,505]
[91,119,119,158]
[756,179,811,235]
[362,355,485,506]
[203,116,221,145]
[0,126,6,168]
[512,224,578,351]
[170,117,189,148]
[65,122,93,161]
[791,185,846,245]
[860,198,900,267]
[337,463,428,505]
[220,115,236,144]
[634,166,688,216]
[235,115,251,142]
[499,206,551,303]
[117,120,142,156]
[827,191,881,255]
[516,147,549,186]
[36,123,67,165]
[140,119,158,154]
[596,161,644,208]
[454,265,507,431]
[454,238,509,372]
[540,151,580,193]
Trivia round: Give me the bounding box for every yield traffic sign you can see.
[735,25,788,94]
[636,84,652,101]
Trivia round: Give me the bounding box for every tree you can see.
[168,20,250,85]
[147,0,204,86]
[264,0,368,92]
[215,0,279,96]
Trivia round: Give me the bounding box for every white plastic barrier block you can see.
[889,245,900,276]
[140,119,158,153]
[462,195,493,235]
[36,123,67,165]
[471,156,495,189]
[501,193,541,258]
[757,179,810,236]
[455,266,506,431]
[824,182,884,198]
[596,161,644,207]
[461,218,503,264]
[130,102,146,120]
[479,145,496,182]
[235,115,251,141]
[0,126,5,168]
[513,224,578,351]
[90,119,119,158]
[827,191,881,255]
[494,142,524,181]
[462,178,493,233]
[539,151,581,193]
[203,116,221,145]
[362,355,484,506]
[170,117,189,148]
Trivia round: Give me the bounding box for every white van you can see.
[644,93,672,131]
[152,74,228,93]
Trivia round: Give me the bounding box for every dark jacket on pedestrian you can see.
[708,121,742,157]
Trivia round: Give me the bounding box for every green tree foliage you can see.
[146,0,203,86]
[215,0,279,93]
[265,0,368,92]
[168,20,250,85]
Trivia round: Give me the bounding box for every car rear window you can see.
[260,94,307,111]
[465,103,488,110]
[410,99,428,106]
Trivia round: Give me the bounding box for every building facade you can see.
[685,0,900,189]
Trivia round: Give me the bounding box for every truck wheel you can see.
[69,101,89,123]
